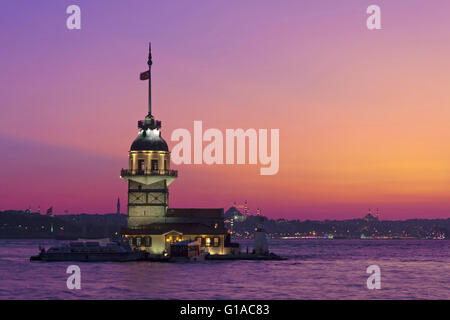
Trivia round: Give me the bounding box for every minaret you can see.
[120,44,178,228]
[117,197,120,215]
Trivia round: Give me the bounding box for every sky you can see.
[1,0,450,220]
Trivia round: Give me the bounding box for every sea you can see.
[0,239,448,300]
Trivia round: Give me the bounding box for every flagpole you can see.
[148,42,152,118]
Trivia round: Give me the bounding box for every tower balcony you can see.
[120,168,178,187]
[121,169,178,177]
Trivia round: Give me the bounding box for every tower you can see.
[120,43,178,228]
[253,211,268,255]
[117,197,120,215]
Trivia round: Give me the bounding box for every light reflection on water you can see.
[0,239,448,299]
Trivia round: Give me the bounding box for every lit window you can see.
[138,159,145,171]
[136,237,141,246]
[213,237,220,247]
[145,237,151,247]
[206,237,211,247]
[151,160,158,171]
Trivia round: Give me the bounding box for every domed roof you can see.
[130,129,169,151]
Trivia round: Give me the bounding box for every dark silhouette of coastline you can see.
[0,208,448,240]
[224,207,449,240]
[0,210,125,239]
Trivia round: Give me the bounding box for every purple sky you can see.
[1,1,450,220]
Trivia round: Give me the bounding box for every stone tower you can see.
[120,44,177,228]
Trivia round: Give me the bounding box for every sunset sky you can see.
[1,0,450,220]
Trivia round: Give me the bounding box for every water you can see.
[0,239,448,299]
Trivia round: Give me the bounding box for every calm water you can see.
[0,239,448,299]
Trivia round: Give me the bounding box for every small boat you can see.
[169,240,206,262]
[30,241,148,262]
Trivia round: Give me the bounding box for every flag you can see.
[46,206,53,215]
[140,70,149,80]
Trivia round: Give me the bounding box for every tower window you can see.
[151,160,158,171]
[138,159,145,171]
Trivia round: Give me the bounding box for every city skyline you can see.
[1,1,450,220]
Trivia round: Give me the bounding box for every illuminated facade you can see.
[120,44,237,256]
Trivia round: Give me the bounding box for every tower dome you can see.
[130,129,169,151]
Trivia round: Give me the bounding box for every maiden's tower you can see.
[120,44,238,256]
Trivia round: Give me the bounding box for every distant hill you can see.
[0,210,126,239]
[224,208,450,239]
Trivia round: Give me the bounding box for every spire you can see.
[147,42,152,118]
[138,42,161,131]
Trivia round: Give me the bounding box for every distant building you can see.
[224,206,246,222]
[364,208,379,223]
